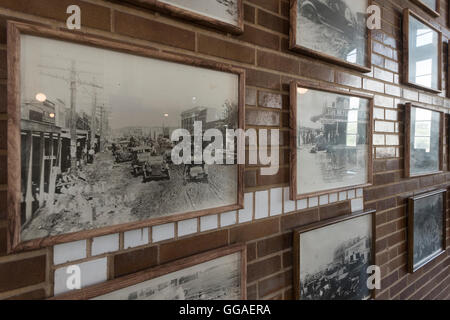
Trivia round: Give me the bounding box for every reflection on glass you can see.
[410,106,440,176]
[420,0,437,11]
[408,15,438,90]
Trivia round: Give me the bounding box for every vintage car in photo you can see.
[130,146,154,176]
[142,155,170,182]
[184,164,209,184]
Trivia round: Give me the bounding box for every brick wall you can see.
[0,0,449,300]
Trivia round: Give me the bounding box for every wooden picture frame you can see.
[114,0,244,34]
[289,80,373,201]
[404,103,444,178]
[289,0,372,73]
[293,210,376,300]
[410,0,440,17]
[7,21,245,253]
[403,9,443,93]
[408,189,447,273]
[51,243,247,300]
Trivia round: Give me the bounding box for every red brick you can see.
[247,284,257,299]
[230,219,279,243]
[258,270,292,298]
[0,155,6,185]
[114,246,158,278]
[257,50,298,74]
[198,34,255,64]
[115,12,195,51]
[281,208,319,231]
[257,233,291,257]
[299,60,334,83]
[246,0,279,12]
[237,25,279,51]
[6,288,46,300]
[244,4,255,23]
[245,68,280,90]
[247,255,281,283]
[247,242,256,262]
[0,50,6,80]
[0,120,6,150]
[0,255,46,292]
[319,201,351,221]
[0,227,6,257]
[0,191,6,220]
[257,10,288,35]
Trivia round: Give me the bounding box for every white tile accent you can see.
[351,198,364,213]
[319,195,328,205]
[339,191,347,201]
[308,197,318,208]
[200,214,218,232]
[178,218,198,237]
[297,198,307,210]
[375,120,395,133]
[283,187,296,213]
[329,193,338,203]
[270,188,283,216]
[53,240,87,265]
[91,233,119,256]
[347,189,356,200]
[220,211,237,227]
[152,223,175,243]
[239,193,253,223]
[124,228,149,249]
[255,190,269,219]
[356,188,363,198]
[54,258,107,296]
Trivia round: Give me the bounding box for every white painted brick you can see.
[385,109,398,121]
[53,240,87,265]
[200,214,218,231]
[308,197,318,208]
[255,190,269,219]
[297,198,307,210]
[373,134,385,146]
[329,193,338,203]
[270,188,283,216]
[92,233,119,256]
[239,193,253,223]
[363,78,384,93]
[220,211,237,227]
[356,188,363,198]
[178,218,198,237]
[54,258,107,296]
[385,84,401,97]
[152,223,175,243]
[403,89,418,101]
[385,134,399,146]
[351,198,364,212]
[374,95,394,108]
[347,190,356,199]
[319,195,328,205]
[375,121,395,133]
[283,187,296,214]
[373,107,385,120]
[124,228,149,249]
[339,191,347,201]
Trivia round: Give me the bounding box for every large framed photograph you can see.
[290,81,373,200]
[408,189,447,273]
[405,103,443,178]
[289,0,371,72]
[403,9,442,93]
[410,0,440,17]
[52,244,246,299]
[117,0,244,34]
[7,21,244,252]
[293,210,376,300]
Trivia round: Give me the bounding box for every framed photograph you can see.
[289,0,372,72]
[410,0,440,17]
[293,210,376,300]
[290,81,373,200]
[117,0,244,34]
[403,9,442,93]
[408,189,447,273]
[7,21,244,252]
[52,244,246,299]
[405,103,443,178]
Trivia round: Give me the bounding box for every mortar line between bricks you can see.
[422,272,450,300]
[0,248,47,264]
[0,282,47,300]
[398,266,450,300]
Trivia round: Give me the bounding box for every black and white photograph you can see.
[293,85,370,197]
[18,34,241,242]
[409,190,446,273]
[294,212,374,300]
[94,250,243,300]
[406,105,442,177]
[291,0,369,70]
[159,0,240,26]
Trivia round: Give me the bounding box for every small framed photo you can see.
[403,9,442,93]
[290,81,373,200]
[408,189,447,273]
[410,0,440,17]
[293,210,376,300]
[52,244,247,299]
[289,0,372,72]
[118,0,244,34]
[405,103,444,178]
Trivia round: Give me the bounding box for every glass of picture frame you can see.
[289,81,373,201]
[410,0,440,17]
[289,0,371,72]
[7,21,244,252]
[408,189,447,273]
[293,210,376,300]
[403,8,442,92]
[404,103,443,178]
[113,0,244,34]
[51,244,246,299]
